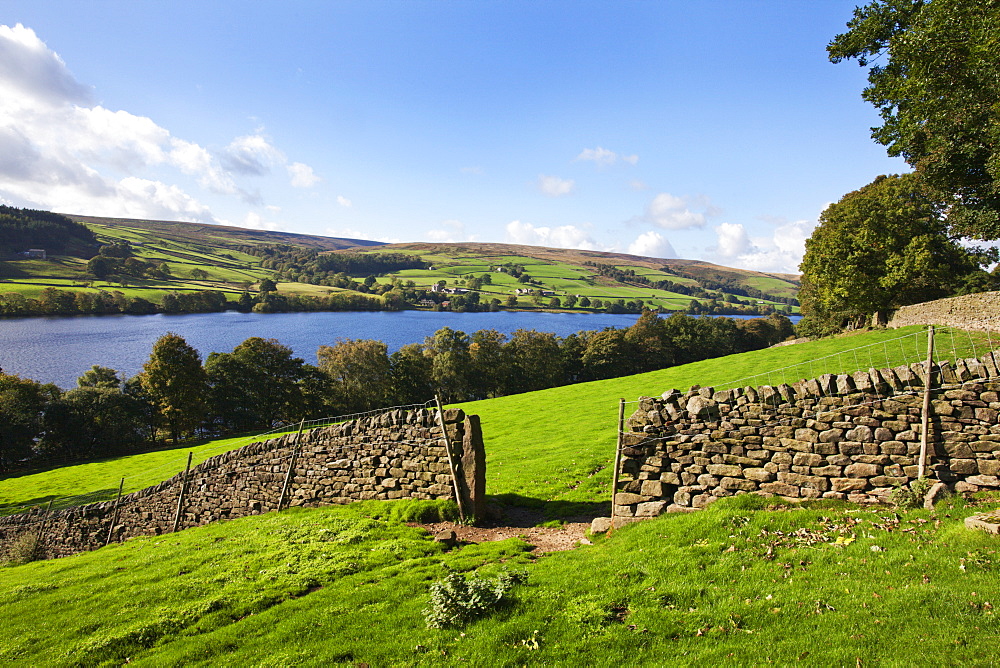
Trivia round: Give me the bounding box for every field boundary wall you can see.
[888,291,1000,331]
[613,352,1000,517]
[0,407,485,559]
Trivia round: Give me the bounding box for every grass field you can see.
[3,325,993,520]
[0,494,997,665]
[1,324,998,665]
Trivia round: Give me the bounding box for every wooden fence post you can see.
[609,398,626,533]
[277,419,306,512]
[435,395,466,523]
[105,477,125,546]
[172,452,193,533]
[918,325,935,479]
[33,499,53,558]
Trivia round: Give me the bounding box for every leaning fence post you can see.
[172,452,193,533]
[434,395,466,523]
[609,398,626,534]
[34,499,54,558]
[277,419,306,512]
[918,325,935,479]
[105,477,125,546]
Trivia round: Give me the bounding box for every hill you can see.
[0,210,798,317]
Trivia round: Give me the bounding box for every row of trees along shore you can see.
[0,311,793,472]
[799,0,1000,335]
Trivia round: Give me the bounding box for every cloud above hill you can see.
[0,23,318,221]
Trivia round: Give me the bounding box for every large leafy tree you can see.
[317,338,393,413]
[829,0,1000,239]
[798,173,981,333]
[138,333,209,443]
[206,337,306,431]
[0,373,59,471]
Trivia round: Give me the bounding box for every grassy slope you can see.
[1,496,997,665]
[3,325,992,519]
[1,327,998,664]
[3,217,799,312]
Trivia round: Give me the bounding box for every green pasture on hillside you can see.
[0,494,997,665]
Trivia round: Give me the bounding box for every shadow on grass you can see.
[487,493,608,526]
[0,488,119,516]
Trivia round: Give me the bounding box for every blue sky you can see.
[0,1,905,274]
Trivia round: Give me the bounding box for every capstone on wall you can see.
[614,353,1000,518]
[0,407,485,560]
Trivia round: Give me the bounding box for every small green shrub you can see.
[422,568,527,628]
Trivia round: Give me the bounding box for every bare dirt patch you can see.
[414,506,597,553]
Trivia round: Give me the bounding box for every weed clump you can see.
[3,531,41,566]
[888,477,934,509]
[423,568,527,629]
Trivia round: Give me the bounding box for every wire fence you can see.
[1,399,441,519]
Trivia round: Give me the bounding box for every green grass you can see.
[1,325,999,664]
[0,429,300,516]
[3,326,993,518]
[1,495,997,665]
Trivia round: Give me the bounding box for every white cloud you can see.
[575,146,638,166]
[220,133,285,176]
[710,220,815,274]
[288,162,320,188]
[0,23,91,108]
[0,23,315,222]
[537,174,575,197]
[425,219,474,243]
[336,195,352,208]
[460,166,483,175]
[326,226,399,243]
[505,220,601,250]
[628,231,676,259]
[638,193,709,230]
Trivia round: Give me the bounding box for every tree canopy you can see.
[798,173,983,334]
[829,0,1000,239]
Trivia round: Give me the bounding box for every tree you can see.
[829,0,1000,239]
[468,329,509,399]
[506,329,564,393]
[422,327,473,403]
[206,337,306,431]
[798,174,982,334]
[39,387,147,461]
[138,333,209,443]
[258,278,277,293]
[0,372,59,470]
[77,365,122,389]
[317,338,393,413]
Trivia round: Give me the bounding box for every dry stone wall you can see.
[0,407,484,560]
[614,352,1000,518]
[888,291,1000,331]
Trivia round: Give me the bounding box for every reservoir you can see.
[1,310,648,389]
